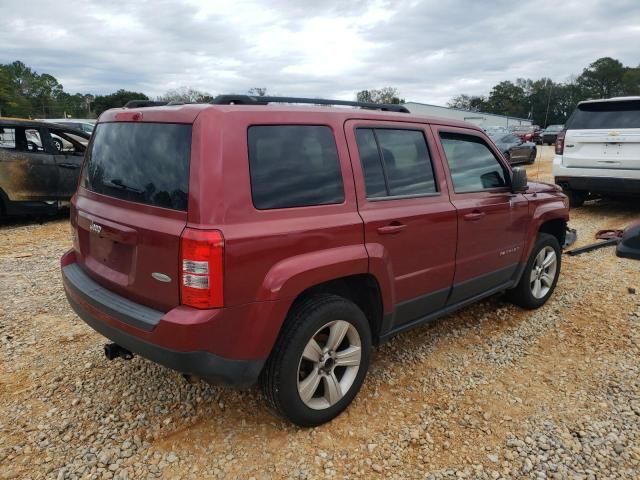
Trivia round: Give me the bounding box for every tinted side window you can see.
[248,126,344,209]
[355,128,437,198]
[376,130,437,196]
[355,129,386,198]
[440,133,508,193]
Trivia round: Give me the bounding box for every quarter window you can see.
[355,128,437,198]
[248,125,344,209]
[440,133,508,193]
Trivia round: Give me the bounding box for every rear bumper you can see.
[66,292,264,386]
[554,175,640,196]
[553,157,640,195]
[60,251,280,386]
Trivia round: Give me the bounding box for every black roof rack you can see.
[210,95,410,113]
[123,100,169,108]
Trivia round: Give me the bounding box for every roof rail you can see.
[210,95,410,113]
[123,100,169,108]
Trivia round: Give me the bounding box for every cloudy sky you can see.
[1,0,639,105]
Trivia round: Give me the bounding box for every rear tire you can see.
[260,294,371,427]
[507,233,561,309]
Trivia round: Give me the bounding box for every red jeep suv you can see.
[61,96,569,426]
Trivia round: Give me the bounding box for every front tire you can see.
[260,294,371,427]
[507,233,561,309]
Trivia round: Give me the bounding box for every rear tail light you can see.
[555,130,566,155]
[179,228,224,309]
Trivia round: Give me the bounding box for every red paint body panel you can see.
[430,125,531,284]
[344,120,457,312]
[64,104,570,368]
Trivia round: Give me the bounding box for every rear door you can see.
[563,99,640,170]
[432,126,529,305]
[74,121,191,312]
[345,120,457,329]
[0,124,58,202]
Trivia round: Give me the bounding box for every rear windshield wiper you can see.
[104,178,144,194]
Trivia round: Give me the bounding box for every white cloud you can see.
[0,0,638,105]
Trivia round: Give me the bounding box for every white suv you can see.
[553,96,640,207]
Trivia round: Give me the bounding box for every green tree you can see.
[248,87,267,96]
[483,81,528,119]
[356,87,404,104]
[448,94,487,111]
[93,89,149,115]
[576,57,626,99]
[159,86,213,103]
[622,66,640,95]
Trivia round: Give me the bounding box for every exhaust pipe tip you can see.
[104,343,133,361]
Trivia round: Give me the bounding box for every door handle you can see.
[463,211,486,221]
[377,223,407,235]
[58,163,79,169]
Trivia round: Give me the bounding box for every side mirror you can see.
[511,167,528,193]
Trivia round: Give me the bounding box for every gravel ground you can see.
[1,146,639,479]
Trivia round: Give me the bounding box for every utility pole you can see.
[544,79,553,128]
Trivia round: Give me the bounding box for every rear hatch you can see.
[563,99,640,170]
[73,121,191,312]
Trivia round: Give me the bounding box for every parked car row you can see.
[487,124,565,146]
[511,124,541,144]
[540,124,564,145]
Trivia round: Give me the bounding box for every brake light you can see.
[555,130,566,155]
[179,228,224,309]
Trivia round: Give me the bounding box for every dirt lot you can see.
[1,147,639,479]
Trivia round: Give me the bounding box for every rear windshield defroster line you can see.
[81,122,191,211]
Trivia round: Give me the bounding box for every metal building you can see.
[403,101,532,128]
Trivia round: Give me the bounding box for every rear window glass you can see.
[567,101,640,129]
[248,125,344,209]
[82,123,191,211]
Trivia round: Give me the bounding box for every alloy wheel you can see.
[530,246,557,299]
[297,320,362,410]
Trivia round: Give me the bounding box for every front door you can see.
[345,120,458,331]
[432,127,529,305]
[47,127,88,199]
